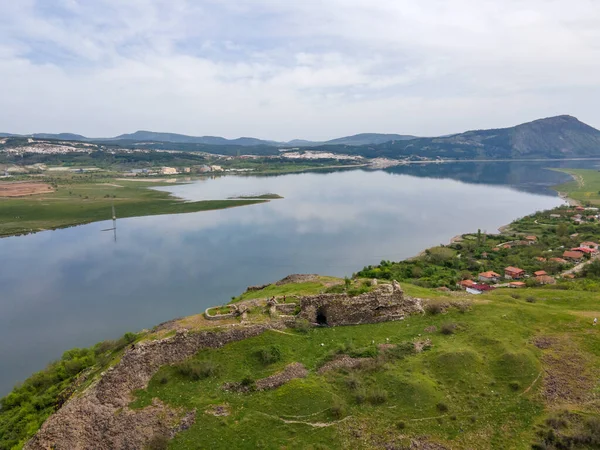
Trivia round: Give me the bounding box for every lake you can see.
[0,160,596,395]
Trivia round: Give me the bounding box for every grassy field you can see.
[2,276,600,449]
[0,174,268,237]
[125,282,600,450]
[552,168,600,205]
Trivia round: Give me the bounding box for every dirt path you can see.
[561,254,599,276]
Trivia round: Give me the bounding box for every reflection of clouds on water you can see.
[0,169,564,396]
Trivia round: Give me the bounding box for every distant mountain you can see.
[3,115,598,159]
[323,133,417,146]
[32,133,89,141]
[112,131,280,147]
[333,115,600,160]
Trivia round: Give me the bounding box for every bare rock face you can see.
[25,325,275,450]
[297,283,422,326]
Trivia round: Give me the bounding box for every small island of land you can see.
[227,193,284,200]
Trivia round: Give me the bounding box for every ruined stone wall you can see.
[297,283,423,326]
[25,324,278,450]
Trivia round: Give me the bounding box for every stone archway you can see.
[316,306,328,326]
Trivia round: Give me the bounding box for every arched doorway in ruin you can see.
[316,306,328,326]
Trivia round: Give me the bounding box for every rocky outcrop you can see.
[297,282,422,326]
[255,363,309,391]
[25,324,277,450]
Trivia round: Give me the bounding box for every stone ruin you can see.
[287,280,423,326]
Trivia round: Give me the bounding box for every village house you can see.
[550,257,568,264]
[466,284,495,295]
[534,270,547,277]
[457,279,476,289]
[536,275,556,285]
[580,241,599,252]
[572,247,595,255]
[160,167,178,175]
[525,236,537,244]
[478,271,501,283]
[534,257,547,262]
[504,266,526,280]
[550,214,561,219]
[509,281,526,288]
[563,250,584,261]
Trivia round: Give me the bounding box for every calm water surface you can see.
[1,161,593,395]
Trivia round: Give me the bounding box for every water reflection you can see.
[0,167,566,395]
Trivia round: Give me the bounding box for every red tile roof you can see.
[479,271,500,278]
[572,247,594,254]
[563,251,584,260]
[505,266,525,275]
[534,270,547,277]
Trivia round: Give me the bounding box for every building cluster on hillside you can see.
[457,233,600,294]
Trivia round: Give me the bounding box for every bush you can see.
[240,375,256,389]
[508,381,521,391]
[436,402,449,413]
[146,434,169,450]
[354,390,367,405]
[367,388,388,405]
[396,421,406,430]
[330,399,346,419]
[384,342,416,361]
[345,375,361,390]
[425,302,444,315]
[158,375,169,385]
[290,318,311,333]
[257,346,282,365]
[175,360,218,381]
[456,302,471,313]
[510,293,521,299]
[526,296,536,303]
[440,323,457,335]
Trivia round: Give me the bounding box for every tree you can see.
[557,222,568,237]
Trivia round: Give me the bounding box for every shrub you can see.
[425,302,444,315]
[241,375,256,389]
[526,296,536,303]
[330,399,346,419]
[384,342,416,361]
[257,345,282,365]
[146,434,169,450]
[367,388,388,405]
[290,318,311,333]
[440,323,457,335]
[436,402,449,413]
[510,293,521,299]
[508,381,521,391]
[354,390,367,405]
[345,375,361,390]
[396,421,406,430]
[158,375,169,385]
[456,302,471,313]
[175,360,218,381]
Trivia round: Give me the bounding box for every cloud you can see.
[0,0,599,139]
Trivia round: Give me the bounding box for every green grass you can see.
[230,276,343,303]
[552,168,600,205]
[0,175,267,236]
[126,285,600,449]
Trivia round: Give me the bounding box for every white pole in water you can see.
[112,204,117,242]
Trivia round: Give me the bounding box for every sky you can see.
[1,0,599,141]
